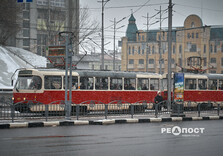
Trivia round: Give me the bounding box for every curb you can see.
[0,116,222,129]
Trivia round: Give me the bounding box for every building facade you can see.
[10,0,79,56]
[121,14,223,74]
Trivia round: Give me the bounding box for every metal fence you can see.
[0,98,223,123]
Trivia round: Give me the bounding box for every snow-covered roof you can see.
[0,46,46,89]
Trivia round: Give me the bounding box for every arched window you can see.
[191,22,195,28]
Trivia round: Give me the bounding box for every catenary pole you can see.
[167,0,173,111]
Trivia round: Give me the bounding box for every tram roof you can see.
[206,74,223,80]
[26,68,161,78]
[75,70,137,78]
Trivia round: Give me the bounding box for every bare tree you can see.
[0,0,22,45]
[79,6,99,44]
[66,5,100,55]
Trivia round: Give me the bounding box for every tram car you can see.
[13,68,162,113]
[13,68,223,113]
[162,73,223,109]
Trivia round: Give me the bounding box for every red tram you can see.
[13,68,223,112]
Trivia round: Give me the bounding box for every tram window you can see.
[44,76,62,89]
[137,78,149,90]
[150,78,159,90]
[219,80,223,90]
[162,78,167,90]
[63,76,78,90]
[124,78,136,90]
[185,79,196,90]
[198,79,207,90]
[80,77,94,90]
[208,79,217,90]
[95,77,108,90]
[110,78,122,90]
[16,76,42,90]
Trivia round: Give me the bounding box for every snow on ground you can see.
[0,46,46,89]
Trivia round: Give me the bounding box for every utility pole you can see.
[167,0,173,111]
[99,0,110,70]
[59,31,74,120]
[113,18,116,71]
[101,0,105,70]
[159,6,162,75]
[144,13,149,72]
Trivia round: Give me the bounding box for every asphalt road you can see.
[0,120,222,156]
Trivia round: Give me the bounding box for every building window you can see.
[149,59,154,64]
[187,33,190,39]
[37,46,41,55]
[148,46,151,54]
[23,20,30,28]
[23,11,30,19]
[210,44,213,53]
[23,39,30,46]
[190,44,197,52]
[179,45,182,54]
[129,59,134,64]
[211,58,216,63]
[128,46,131,55]
[23,29,30,37]
[214,45,217,53]
[178,58,182,66]
[192,33,194,38]
[142,35,144,41]
[173,45,175,54]
[191,22,195,28]
[132,47,135,55]
[196,33,199,38]
[152,46,155,54]
[139,59,144,64]
[221,58,223,66]
[138,46,141,54]
[142,49,144,55]
[204,44,206,53]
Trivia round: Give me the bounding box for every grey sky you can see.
[80,0,223,52]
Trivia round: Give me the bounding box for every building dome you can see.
[184,14,203,28]
[126,14,138,41]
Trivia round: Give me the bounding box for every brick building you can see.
[121,14,223,74]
